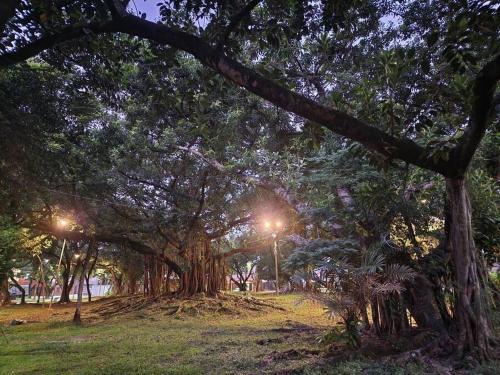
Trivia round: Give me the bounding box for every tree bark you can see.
[85,248,99,302]
[0,277,10,305]
[59,262,78,303]
[73,266,86,324]
[59,270,70,303]
[445,177,492,360]
[0,0,19,35]
[9,276,25,304]
[73,242,94,324]
[405,274,447,334]
[85,274,91,302]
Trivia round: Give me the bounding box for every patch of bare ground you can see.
[0,302,78,324]
[382,336,500,375]
[86,292,286,320]
[256,324,500,375]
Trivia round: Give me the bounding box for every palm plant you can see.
[286,239,416,348]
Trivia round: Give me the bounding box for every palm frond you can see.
[357,250,385,275]
[384,264,416,283]
[371,282,405,296]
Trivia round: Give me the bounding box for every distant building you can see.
[9,276,111,301]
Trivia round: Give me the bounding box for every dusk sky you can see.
[128,0,161,21]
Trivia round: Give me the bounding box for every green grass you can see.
[0,294,334,374]
[2,295,498,374]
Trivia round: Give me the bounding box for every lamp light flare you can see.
[275,220,282,228]
[58,218,68,228]
[264,221,271,229]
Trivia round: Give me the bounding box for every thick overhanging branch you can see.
[0,0,20,36]
[452,53,500,176]
[0,11,449,175]
[10,8,496,178]
[0,19,121,66]
[114,15,447,175]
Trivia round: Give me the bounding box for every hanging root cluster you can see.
[87,293,285,320]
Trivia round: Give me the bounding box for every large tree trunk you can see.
[59,266,73,303]
[110,270,123,295]
[178,237,223,297]
[0,277,10,305]
[445,177,492,360]
[405,274,447,334]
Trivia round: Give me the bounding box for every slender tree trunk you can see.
[10,276,25,304]
[74,243,94,324]
[110,271,123,295]
[36,280,41,303]
[85,248,98,302]
[371,298,380,334]
[85,275,91,302]
[73,268,86,324]
[28,278,33,297]
[445,177,491,360]
[361,303,370,330]
[165,268,172,293]
[143,254,150,295]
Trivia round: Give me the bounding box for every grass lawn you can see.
[1,294,498,375]
[0,293,335,374]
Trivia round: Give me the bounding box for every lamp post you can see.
[264,220,283,295]
[49,218,69,309]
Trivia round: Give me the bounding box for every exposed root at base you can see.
[86,292,285,319]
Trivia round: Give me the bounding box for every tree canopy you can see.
[0,0,498,362]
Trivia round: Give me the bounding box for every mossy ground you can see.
[0,294,498,374]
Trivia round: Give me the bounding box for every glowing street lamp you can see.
[58,218,68,228]
[56,218,69,270]
[49,217,70,309]
[262,218,284,295]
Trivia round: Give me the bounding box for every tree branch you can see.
[207,215,254,239]
[32,223,183,276]
[0,0,20,36]
[0,12,449,175]
[222,246,262,258]
[152,144,311,215]
[216,0,262,50]
[0,19,120,67]
[115,16,446,174]
[104,0,129,19]
[452,53,500,175]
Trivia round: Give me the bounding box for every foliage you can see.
[0,216,20,283]
[287,238,416,345]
